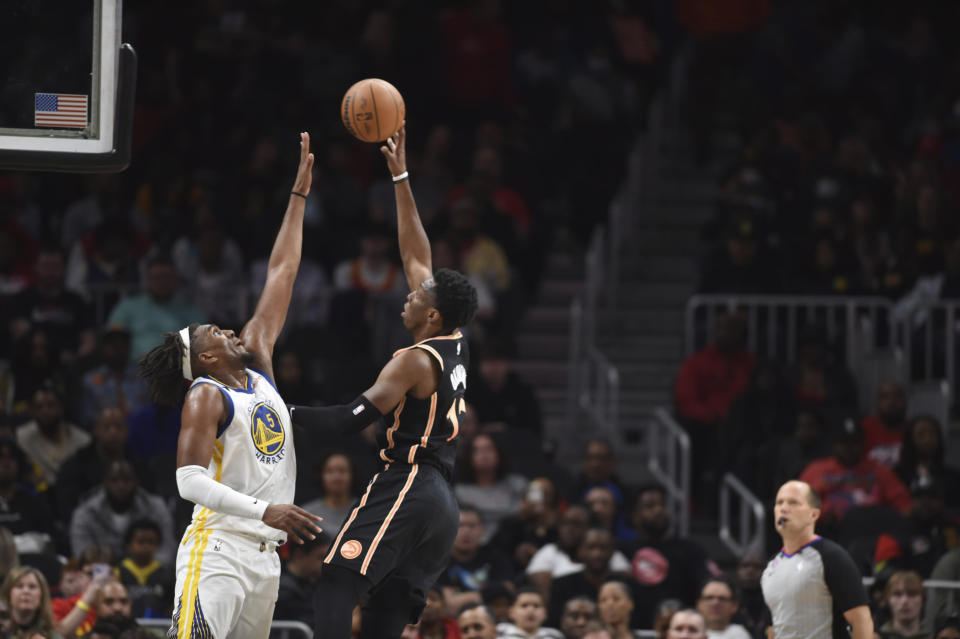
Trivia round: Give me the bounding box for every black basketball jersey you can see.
[377,330,468,478]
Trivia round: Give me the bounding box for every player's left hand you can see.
[292,132,314,197]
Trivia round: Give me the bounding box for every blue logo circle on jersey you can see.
[251,403,285,456]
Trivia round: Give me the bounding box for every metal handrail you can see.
[719,472,765,557]
[137,618,313,638]
[649,407,691,537]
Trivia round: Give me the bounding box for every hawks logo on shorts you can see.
[340,540,363,560]
[251,402,285,464]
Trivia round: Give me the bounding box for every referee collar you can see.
[780,535,821,558]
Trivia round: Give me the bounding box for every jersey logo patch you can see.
[450,364,467,391]
[251,402,286,463]
[340,540,363,559]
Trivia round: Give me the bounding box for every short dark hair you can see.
[699,576,739,601]
[511,586,544,606]
[458,601,496,624]
[430,268,478,333]
[458,504,484,524]
[124,519,162,547]
[636,482,667,502]
[138,324,200,406]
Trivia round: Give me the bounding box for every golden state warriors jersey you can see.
[182,368,296,544]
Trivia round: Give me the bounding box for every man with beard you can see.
[618,484,718,627]
[860,381,908,469]
[91,580,139,635]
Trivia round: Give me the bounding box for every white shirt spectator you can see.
[526,542,632,577]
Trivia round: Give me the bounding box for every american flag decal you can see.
[34,93,88,129]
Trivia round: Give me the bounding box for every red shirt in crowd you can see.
[860,416,905,469]
[674,345,756,424]
[52,594,97,636]
[799,456,911,522]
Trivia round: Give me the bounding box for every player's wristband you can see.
[289,395,381,436]
[392,171,409,184]
[290,190,308,199]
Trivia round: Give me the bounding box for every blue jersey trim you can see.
[779,535,822,558]
[248,366,278,393]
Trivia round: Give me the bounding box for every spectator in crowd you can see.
[664,609,708,639]
[105,253,205,361]
[11,327,66,410]
[559,597,599,639]
[597,580,637,639]
[332,222,406,296]
[65,217,145,303]
[492,477,559,573]
[0,437,55,554]
[275,532,331,628]
[438,506,514,616]
[1,566,61,639]
[117,519,173,619]
[93,580,138,635]
[431,237,496,326]
[51,556,108,636]
[585,486,634,543]
[783,325,858,427]
[861,381,909,469]
[80,325,149,428]
[497,587,562,639]
[455,433,528,543]
[8,243,95,366]
[69,460,175,564]
[58,406,146,517]
[467,339,542,437]
[0,526,17,576]
[526,504,632,602]
[415,586,461,639]
[877,571,930,639]
[730,552,769,639]
[934,618,960,639]
[16,385,90,488]
[620,484,716,628]
[772,409,831,495]
[926,548,960,627]
[481,582,513,624]
[249,253,331,333]
[569,439,631,509]
[696,578,750,639]
[548,528,636,628]
[674,313,754,510]
[299,452,357,535]
[895,416,960,509]
[457,602,498,639]
[698,219,777,294]
[799,418,911,528]
[171,218,247,327]
[446,197,512,295]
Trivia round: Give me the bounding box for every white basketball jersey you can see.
[182,368,296,544]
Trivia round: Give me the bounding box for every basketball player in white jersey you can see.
[139,133,323,639]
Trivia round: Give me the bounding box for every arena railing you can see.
[568,227,620,451]
[650,408,691,538]
[137,619,313,638]
[718,472,765,557]
[894,300,960,402]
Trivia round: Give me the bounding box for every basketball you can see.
[340,78,405,143]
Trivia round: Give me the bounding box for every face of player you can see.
[667,612,707,639]
[509,593,546,634]
[401,278,440,333]
[197,324,253,371]
[773,481,819,536]
[697,582,736,627]
[458,608,497,639]
[598,583,634,627]
[888,584,923,625]
[561,600,597,639]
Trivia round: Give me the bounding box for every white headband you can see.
[179,327,194,380]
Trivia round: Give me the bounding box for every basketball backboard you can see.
[0,0,136,172]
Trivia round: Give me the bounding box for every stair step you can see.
[517,334,570,360]
[596,309,684,333]
[613,282,693,307]
[520,307,571,332]
[617,256,698,283]
[544,251,586,279]
[512,361,570,387]
[536,279,585,306]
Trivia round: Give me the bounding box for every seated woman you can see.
[1,565,63,638]
[455,433,528,543]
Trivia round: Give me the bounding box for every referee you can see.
[761,480,873,639]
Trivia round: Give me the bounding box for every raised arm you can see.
[381,126,432,291]
[240,132,315,372]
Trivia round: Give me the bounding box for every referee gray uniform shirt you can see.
[761,536,867,639]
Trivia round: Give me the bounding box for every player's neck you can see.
[781,529,818,554]
[207,367,248,389]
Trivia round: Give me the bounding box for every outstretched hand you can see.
[292,132,315,196]
[262,504,323,544]
[380,124,407,177]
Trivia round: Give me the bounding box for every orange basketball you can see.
[340,78,405,143]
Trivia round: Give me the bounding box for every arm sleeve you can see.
[288,395,382,437]
[175,465,269,520]
[818,539,869,612]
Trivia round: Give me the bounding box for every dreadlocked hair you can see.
[138,323,200,406]
[432,268,478,333]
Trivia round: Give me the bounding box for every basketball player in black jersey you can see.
[289,124,478,639]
